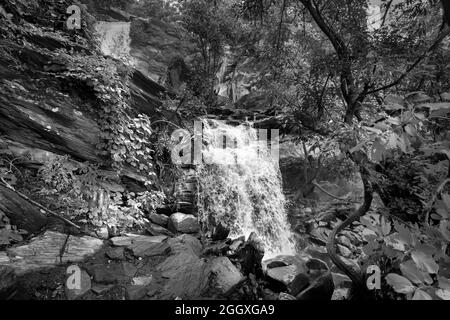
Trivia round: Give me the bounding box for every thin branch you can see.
[0,178,81,230]
[312,179,349,201]
[299,0,348,57]
[367,26,450,95]
[381,0,394,28]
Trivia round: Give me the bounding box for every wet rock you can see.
[0,252,10,263]
[233,232,264,277]
[146,223,174,237]
[309,227,330,245]
[278,292,296,300]
[157,252,207,299]
[91,284,114,295]
[105,247,125,261]
[229,236,245,251]
[305,245,330,265]
[96,227,109,240]
[332,288,350,300]
[211,222,230,241]
[203,241,229,256]
[203,257,245,297]
[132,276,152,286]
[126,285,148,300]
[296,272,334,300]
[263,255,305,270]
[110,234,167,247]
[149,212,169,227]
[88,262,137,284]
[296,259,334,300]
[332,272,352,289]
[65,269,91,300]
[264,255,334,300]
[266,265,310,296]
[1,231,103,275]
[0,265,16,298]
[157,237,243,299]
[168,212,200,234]
[263,288,279,300]
[154,233,239,299]
[131,241,170,258]
[110,234,170,258]
[122,262,138,277]
[146,281,160,297]
[168,234,202,256]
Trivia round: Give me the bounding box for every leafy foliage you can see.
[37,155,164,230]
[342,93,450,299]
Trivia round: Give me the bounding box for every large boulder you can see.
[264,255,334,300]
[158,254,244,299]
[0,231,103,275]
[110,234,170,258]
[232,232,265,277]
[168,212,200,234]
[0,265,16,298]
[296,259,334,300]
[266,265,310,296]
[157,251,208,299]
[131,241,170,258]
[146,223,174,237]
[157,234,245,299]
[167,234,202,257]
[148,212,169,227]
[65,269,91,300]
[211,222,230,241]
[110,234,167,247]
[202,257,245,297]
[87,261,138,284]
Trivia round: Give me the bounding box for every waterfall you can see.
[197,120,296,259]
[95,21,133,63]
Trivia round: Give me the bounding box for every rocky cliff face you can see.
[81,3,195,83]
[0,0,176,182]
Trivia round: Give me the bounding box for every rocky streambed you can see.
[0,208,341,300]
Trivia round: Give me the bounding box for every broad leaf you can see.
[411,289,432,300]
[393,221,414,246]
[385,95,406,108]
[405,92,431,104]
[385,273,416,294]
[411,249,439,274]
[435,289,450,300]
[400,260,433,285]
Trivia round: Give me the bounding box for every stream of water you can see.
[197,119,296,259]
[94,23,297,260]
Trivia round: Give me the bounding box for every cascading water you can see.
[95,21,133,62]
[197,119,296,259]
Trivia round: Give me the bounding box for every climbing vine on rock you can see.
[60,53,155,181]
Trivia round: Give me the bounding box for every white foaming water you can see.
[197,119,296,259]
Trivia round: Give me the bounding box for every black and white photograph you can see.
[0,0,449,309]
